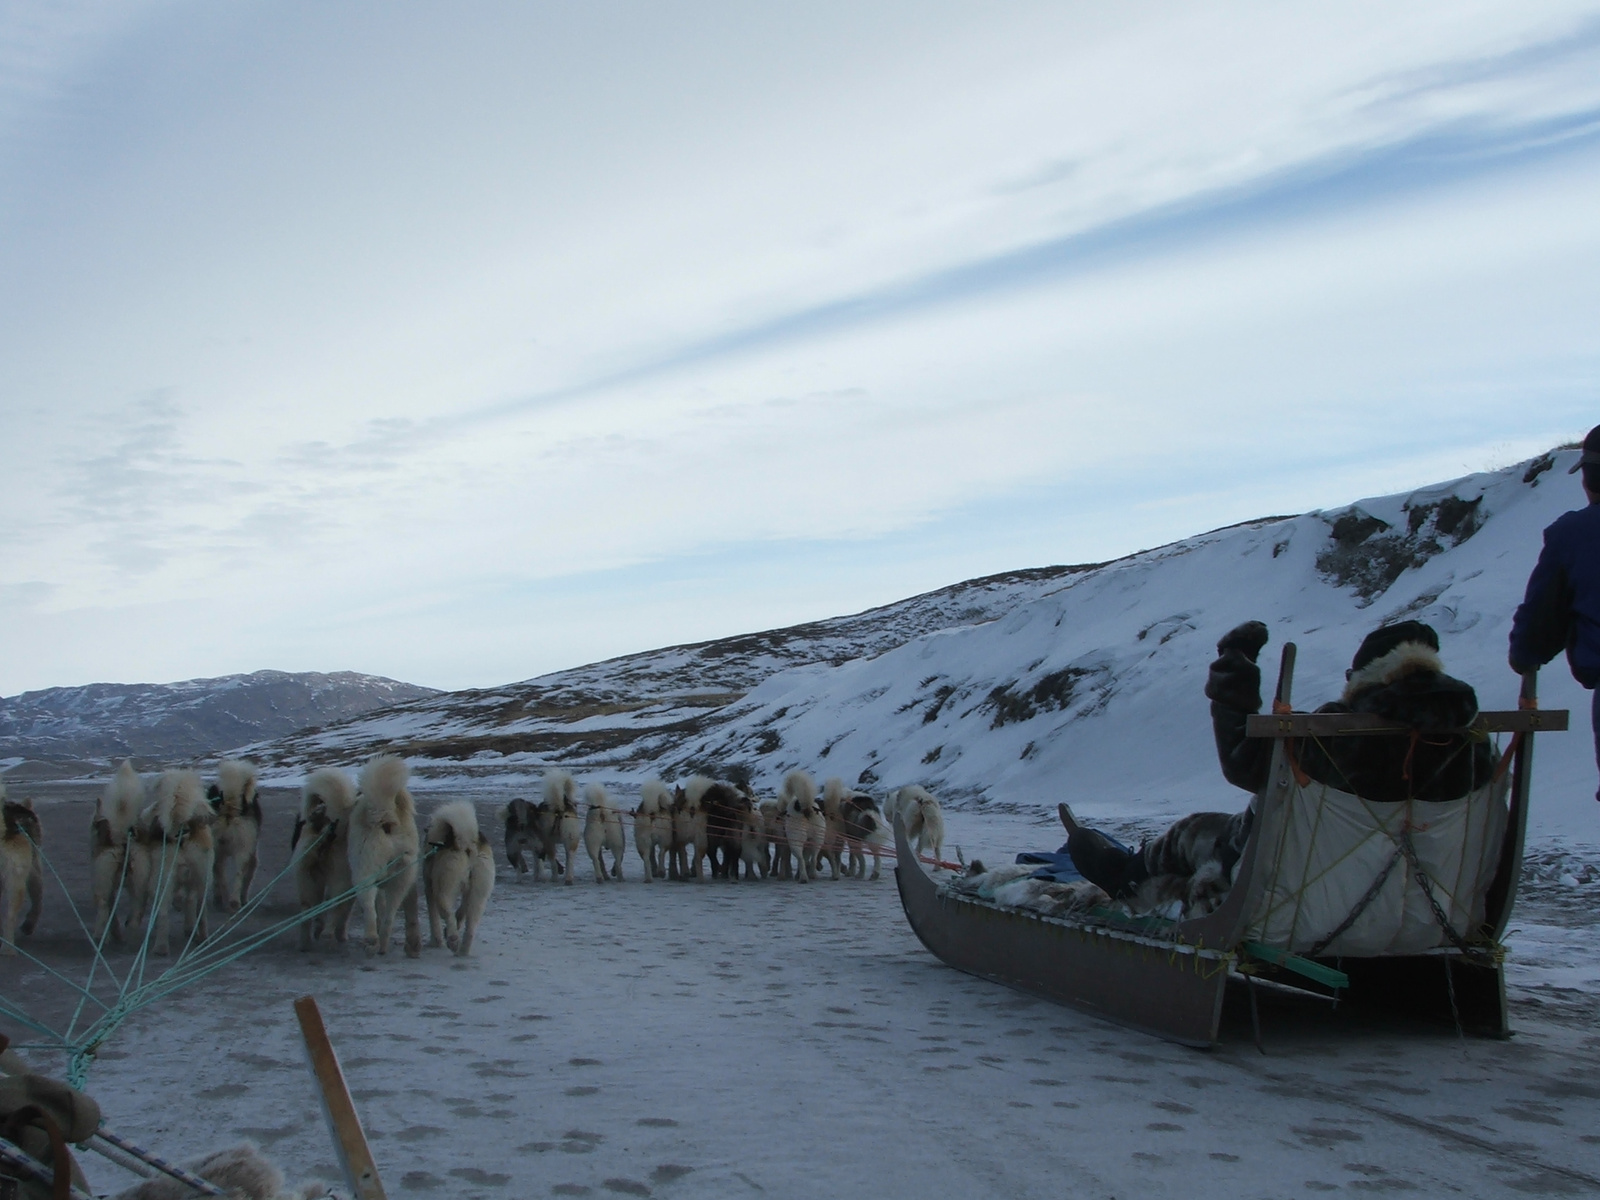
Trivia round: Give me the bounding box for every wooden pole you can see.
[293,995,387,1200]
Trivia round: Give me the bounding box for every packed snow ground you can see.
[7,794,1600,1199]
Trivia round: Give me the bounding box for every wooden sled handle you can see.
[294,995,388,1200]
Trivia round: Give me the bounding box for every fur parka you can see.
[1206,621,1498,804]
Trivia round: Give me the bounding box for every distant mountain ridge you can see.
[0,670,440,765]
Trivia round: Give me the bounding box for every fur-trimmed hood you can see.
[1341,641,1445,702]
[1339,639,1479,733]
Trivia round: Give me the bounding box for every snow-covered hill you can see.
[248,448,1595,842]
[238,566,1085,772]
[0,670,440,766]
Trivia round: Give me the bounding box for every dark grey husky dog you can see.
[503,797,563,882]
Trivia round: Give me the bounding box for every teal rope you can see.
[61,841,433,1088]
[65,830,136,1043]
[4,819,434,1089]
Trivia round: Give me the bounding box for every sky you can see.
[2,2,1598,696]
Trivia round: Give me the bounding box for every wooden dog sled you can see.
[893,647,1568,1047]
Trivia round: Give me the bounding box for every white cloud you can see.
[1,1,1598,693]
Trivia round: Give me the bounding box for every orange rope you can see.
[1270,700,1312,785]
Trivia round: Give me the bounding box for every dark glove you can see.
[1216,620,1269,661]
[1206,652,1262,713]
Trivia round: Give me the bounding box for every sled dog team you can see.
[0,757,944,960]
[502,768,945,886]
[0,753,494,961]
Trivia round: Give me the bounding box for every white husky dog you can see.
[736,790,768,880]
[818,778,855,880]
[90,760,144,943]
[293,767,357,950]
[0,792,43,957]
[842,792,890,880]
[779,770,819,882]
[349,754,421,957]
[672,776,712,880]
[423,801,495,955]
[633,780,671,881]
[208,758,262,913]
[891,785,946,862]
[583,783,626,883]
[543,770,582,886]
[760,798,788,880]
[129,770,215,956]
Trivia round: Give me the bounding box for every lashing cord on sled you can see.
[1259,727,1505,969]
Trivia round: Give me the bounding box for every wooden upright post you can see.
[294,995,387,1200]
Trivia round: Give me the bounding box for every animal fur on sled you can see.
[91,760,144,944]
[0,796,43,956]
[208,758,262,914]
[293,767,357,950]
[129,770,214,956]
[349,755,421,957]
[424,800,494,954]
[108,1140,330,1200]
[946,862,1110,918]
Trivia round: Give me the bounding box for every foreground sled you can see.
[894,647,1568,1047]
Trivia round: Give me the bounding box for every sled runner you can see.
[893,646,1568,1047]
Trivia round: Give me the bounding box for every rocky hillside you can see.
[237,566,1086,773]
[0,671,439,767]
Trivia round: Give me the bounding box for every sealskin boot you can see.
[1066,827,1146,900]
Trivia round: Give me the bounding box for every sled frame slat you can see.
[294,995,387,1200]
[1240,941,1350,990]
[1245,710,1567,738]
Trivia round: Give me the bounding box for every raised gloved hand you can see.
[1206,620,1267,713]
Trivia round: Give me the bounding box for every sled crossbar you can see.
[1245,710,1566,738]
[1241,941,1349,990]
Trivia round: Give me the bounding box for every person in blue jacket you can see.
[1509,426,1600,801]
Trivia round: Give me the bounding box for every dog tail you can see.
[427,800,479,850]
[216,758,258,810]
[584,782,613,811]
[781,769,816,812]
[303,767,357,821]
[822,776,849,816]
[149,769,208,831]
[638,779,669,815]
[360,754,410,804]
[542,769,577,810]
[684,775,715,808]
[102,759,145,837]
